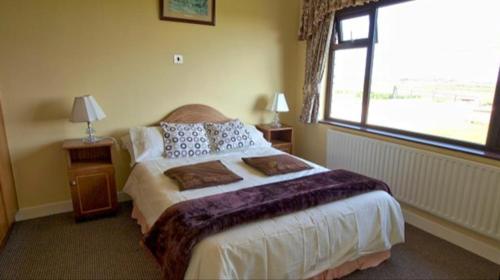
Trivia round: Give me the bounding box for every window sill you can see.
[319,120,500,162]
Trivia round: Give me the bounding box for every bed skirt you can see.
[132,205,149,234]
[131,204,391,280]
[307,251,390,279]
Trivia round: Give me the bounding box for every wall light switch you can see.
[174,54,184,64]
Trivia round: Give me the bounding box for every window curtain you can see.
[298,0,379,124]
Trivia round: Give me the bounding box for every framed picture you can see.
[160,0,216,26]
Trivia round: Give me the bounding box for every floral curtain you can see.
[298,0,379,124]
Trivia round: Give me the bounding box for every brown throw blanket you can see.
[143,169,391,280]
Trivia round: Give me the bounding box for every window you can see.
[329,48,366,122]
[337,15,369,42]
[325,0,500,154]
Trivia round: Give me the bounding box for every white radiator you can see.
[327,129,500,241]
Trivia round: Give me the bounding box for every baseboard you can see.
[15,192,131,222]
[403,208,500,265]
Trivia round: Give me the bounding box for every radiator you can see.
[327,129,500,241]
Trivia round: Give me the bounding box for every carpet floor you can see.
[0,202,498,280]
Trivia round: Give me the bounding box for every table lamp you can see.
[267,92,289,128]
[70,95,106,143]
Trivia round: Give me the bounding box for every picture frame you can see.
[160,0,216,26]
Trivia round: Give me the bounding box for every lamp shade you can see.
[70,95,106,123]
[267,92,289,112]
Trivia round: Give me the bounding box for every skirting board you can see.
[15,192,131,222]
[403,208,500,265]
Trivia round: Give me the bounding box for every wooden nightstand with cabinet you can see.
[62,139,118,221]
[256,124,293,154]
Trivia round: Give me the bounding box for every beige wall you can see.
[0,0,301,208]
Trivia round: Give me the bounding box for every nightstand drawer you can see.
[68,167,117,221]
[273,143,292,153]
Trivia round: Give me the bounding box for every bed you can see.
[123,104,405,280]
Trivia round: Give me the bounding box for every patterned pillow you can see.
[160,122,211,158]
[205,119,255,152]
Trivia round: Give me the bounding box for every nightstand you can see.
[62,139,118,221]
[256,124,293,154]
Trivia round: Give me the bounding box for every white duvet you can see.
[123,147,405,279]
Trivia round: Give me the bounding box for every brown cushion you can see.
[164,160,243,191]
[242,154,312,176]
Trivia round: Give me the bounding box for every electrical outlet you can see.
[174,54,183,64]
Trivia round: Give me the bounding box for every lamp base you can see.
[269,112,282,128]
[82,136,104,144]
[81,122,103,144]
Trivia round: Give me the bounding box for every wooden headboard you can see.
[159,104,231,124]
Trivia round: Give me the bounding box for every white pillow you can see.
[245,124,272,148]
[121,127,164,165]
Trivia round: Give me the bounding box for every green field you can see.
[330,81,495,144]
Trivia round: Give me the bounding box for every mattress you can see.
[123,146,405,279]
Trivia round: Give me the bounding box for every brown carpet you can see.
[0,202,498,280]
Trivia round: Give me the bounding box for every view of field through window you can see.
[329,0,500,144]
